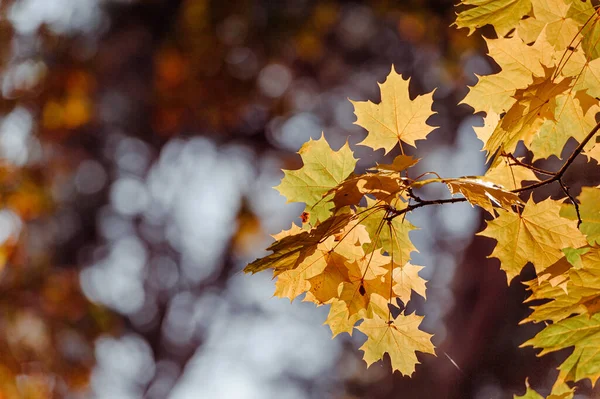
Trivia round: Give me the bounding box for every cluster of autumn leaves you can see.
[246,0,600,397]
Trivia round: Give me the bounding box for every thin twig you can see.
[558,179,582,227]
[503,153,556,176]
[386,197,468,220]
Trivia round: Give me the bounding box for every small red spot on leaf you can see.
[300,212,310,223]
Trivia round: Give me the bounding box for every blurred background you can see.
[0,0,588,398]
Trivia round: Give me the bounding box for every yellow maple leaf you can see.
[462,33,544,115]
[523,278,597,323]
[352,67,435,154]
[392,262,427,304]
[530,91,600,160]
[527,0,581,50]
[357,313,435,376]
[276,133,357,224]
[274,239,333,302]
[324,299,361,337]
[454,0,532,37]
[562,54,600,101]
[479,197,587,282]
[484,69,573,159]
[442,177,524,213]
[244,212,352,274]
[338,261,391,316]
[307,252,350,304]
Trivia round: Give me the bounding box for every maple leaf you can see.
[526,0,580,50]
[530,91,600,160]
[461,33,545,115]
[523,246,600,324]
[479,197,587,281]
[352,67,435,154]
[392,262,427,304]
[524,279,598,323]
[244,212,353,274]
[523,313,600,387]
[357,313,435,376]
[485,69,573,159]
[276,133,357,224]
[324,299,361,337]
[561,52,600,99]
[307,252,350,304]
[273,239,333,301]
[454,0,532,37]
[338,260,391,316]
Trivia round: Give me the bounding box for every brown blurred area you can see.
[0,1,579,398]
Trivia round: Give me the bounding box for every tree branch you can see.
[387,121,600,219]
[387,196,467,220]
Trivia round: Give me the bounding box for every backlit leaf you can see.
[353,67,435,154]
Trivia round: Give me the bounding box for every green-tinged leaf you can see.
[276,133,357,223]
[530,91,600,160]
[523,313,600,386]
[454,0,532,36]
[561,187,600,245]
[361,200,417,267]
[479,197,587,281]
